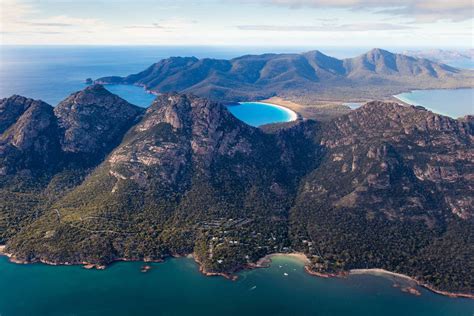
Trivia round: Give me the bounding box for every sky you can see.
[1,0,473,47]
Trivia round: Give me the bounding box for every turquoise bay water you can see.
[395,89,473,118]
[0,255,472,316]
[227,102,296,127]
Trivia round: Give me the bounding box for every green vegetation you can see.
[1,90,472,295]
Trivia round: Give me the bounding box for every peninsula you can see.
[95,48,474,120]
[0,84,472,297]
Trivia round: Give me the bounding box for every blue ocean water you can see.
[395,89,474,118]
[0,45,248,106]
[105,84,156,108]
[0,46,369,106]
[0,255,472,316]
[227,102,295,126]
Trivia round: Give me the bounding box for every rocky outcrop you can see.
[316,101,473,219]
[0,96,61,175]
[0,95,39,134]
[55,84,144,162]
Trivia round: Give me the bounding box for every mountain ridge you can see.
[0,86,472,295]
[95,48,473,105]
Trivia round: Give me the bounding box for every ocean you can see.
[0,255,472,316]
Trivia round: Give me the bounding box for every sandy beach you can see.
[260,97,306,115]
[350,268,415,281]
[256,252,310,266]
[260,96,351,121]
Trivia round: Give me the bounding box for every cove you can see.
[394,89,473,118]
[226,102,298,127]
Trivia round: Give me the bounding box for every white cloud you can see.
[0,0,108,40]
[243,0,474,22]
[0,0,471,46]
[237,23,416,32]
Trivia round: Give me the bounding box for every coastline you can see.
[350,268,474,299]
[392,88,474,119]
[252,253,473,299]
[0,245,472,299]
[259,97,305,117]
[192,253,238,281]
[260,96,352,121]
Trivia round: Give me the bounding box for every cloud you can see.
[124,18,197,30]
[242,0,474,22]
[124,23,165,29]
[0,1,108,37]
[27,22,75,27]
[237,23,416,32]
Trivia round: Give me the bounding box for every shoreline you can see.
[192,253,238,281]
[0,246,472,299]
[350,268,474,299]
[252,252,310,268]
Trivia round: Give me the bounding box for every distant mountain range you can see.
[96,48,474,104]
[403,49,474,69]
[1,85,473,296]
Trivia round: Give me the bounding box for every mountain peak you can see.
[368,48,392,55]
[83,83,110,93]
[0,95,42,134]
[54,85,144,159]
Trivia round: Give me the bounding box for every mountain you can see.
[0,85,472,295]
[96,48,474,104]
[54,84,145,165]
[0,96,61,174]
[0,85,144,242]
[403,49,474,69]
[290,102,473,293]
